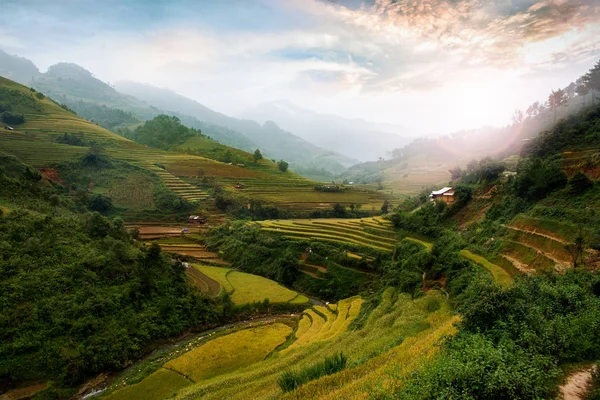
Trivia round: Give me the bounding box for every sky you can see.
[0,0,599,134]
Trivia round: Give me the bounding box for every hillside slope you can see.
[0,76,386,218]
[115,81,359,173]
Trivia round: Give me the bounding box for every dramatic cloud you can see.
[0,0,598,132]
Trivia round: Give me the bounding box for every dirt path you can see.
[560,364,597,400]
[503,224,570,245]
[501,255,535,274]
[505,239,571,272]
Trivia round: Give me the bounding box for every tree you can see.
[253,149,263,164]
[512,109,524,125]
[583,60,600,105]
[548,89,568,123]
[449,166,465,181]
[332,203,347,217]
[277,160,289,172]
[576,83,589,108]
[88,194,113,213]
[381,200,390,214]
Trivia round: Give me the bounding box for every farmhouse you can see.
[430,187,455,204]
[188,215,206,224]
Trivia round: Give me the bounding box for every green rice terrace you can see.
[100,289,457,400]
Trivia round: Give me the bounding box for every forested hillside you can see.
[0,154,222,393]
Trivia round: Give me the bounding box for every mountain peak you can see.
[45,62,94,78]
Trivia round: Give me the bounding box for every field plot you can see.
[498,215,581,273]
[185,266,222,296]
[165,323,293,382]
[257,217,397,252]
[193,265,309,304]
[104,368,191,400]
[169,289,456,400]
[460,250,513,286]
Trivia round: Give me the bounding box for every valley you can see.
[1,18,600,400]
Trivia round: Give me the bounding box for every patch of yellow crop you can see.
[165,323,292,382]
[460,250,513,286]
[281,313,459,400]
[294,315,312,340]
[103,368,191,400]
[227,271,301,304]
[404,237,433,251]
[289,294,310,304]
[286,309,326,350]
[194,265,234,293]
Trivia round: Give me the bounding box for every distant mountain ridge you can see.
[0,49,357,175]
[115,81,358,173]
[240,99,414,161]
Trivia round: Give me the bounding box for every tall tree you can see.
[584,59,600,105]
[548,89,568,123]
[512,109,524,125]
[575,82,589,108]
[253,149,263,164]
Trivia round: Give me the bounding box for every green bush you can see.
[1,111,25,124]
[569,171,593,194]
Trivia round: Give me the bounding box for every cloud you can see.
[0,0,598,132]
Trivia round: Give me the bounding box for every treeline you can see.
[119,114,205,150]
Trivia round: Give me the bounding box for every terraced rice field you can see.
[165,324,293,382]
[142,163,209,203]
[101,288,457,400]
[104,323,292,400]
[460,250,513,286]
[103,368,191,400]
[185,266,222,296]
[284,297,363,351]
[171,289,456,400]
[257,217,397,252]
[498,216,579,273]
[193,265,309,304]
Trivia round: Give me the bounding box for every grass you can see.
[278,353,348,392]
[103,368,191,400]
[460,250,513,286]
[164,323,293,382]
[501,240,557,272]
[193,264,309,305]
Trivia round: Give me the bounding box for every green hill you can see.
[0,76,388,220]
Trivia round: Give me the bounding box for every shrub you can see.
[278,160,289,172]
[1,111,25,124]
[569,171,593,194]
[278,352,347,392]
